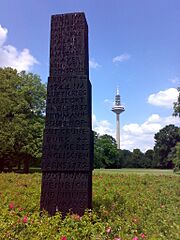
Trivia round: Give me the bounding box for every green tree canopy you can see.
[0,67,46,172]
[172,142,180,172]
[119,149,132,168]
[144,149,155,168]
[93,132,121,168]
[173,87,180,117]
[154,124,180,169]
[131,148,145,168]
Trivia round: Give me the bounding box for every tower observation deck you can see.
[112,88,125,149]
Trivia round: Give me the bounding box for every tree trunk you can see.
[18,159,21,171]
[23,157,29,174]
[0,158,4,172]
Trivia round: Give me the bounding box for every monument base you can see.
[40,171,92,216]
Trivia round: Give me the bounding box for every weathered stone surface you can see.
[40,172,92,216]
[40,12,93,216]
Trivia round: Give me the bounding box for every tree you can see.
[93,131,105,168]
[0,67,46,173]
[144,149,155,168]
[154,124,180,169]
[93,132,121,169]
[172,142,180,172]
[131,149,145,168]
[168,142,180,173]
[173,87,180,117]
[120,149,133,168]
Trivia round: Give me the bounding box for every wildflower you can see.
[71,214,81,221]
[22,215,28,223]
[114,237,121,240]
[106,227,112,234]
[9,202,14,210]
[132,237,139,240]
[140,233,145,238]
[60,237,67,240]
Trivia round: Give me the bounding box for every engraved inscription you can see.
[45,76,91,128]
[40,172,92,216]
[40,12,92,217]
[50,13,88,77]
[42,127,91,171]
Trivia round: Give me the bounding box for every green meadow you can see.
[0,171,179,240]
[94,168,176,175]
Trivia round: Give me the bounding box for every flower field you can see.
[0,172,179,240]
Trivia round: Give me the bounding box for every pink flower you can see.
[71,214,81,221]
[140,233,145,238]
[114,237,121,240]
[132,237,139,240]
[106,227,112,234]
[60,237,67,240]
[9,202,14,209]
[22,215,28,223]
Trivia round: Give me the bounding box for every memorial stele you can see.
[40,12,93,216]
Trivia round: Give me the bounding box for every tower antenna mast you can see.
[112,88,125,149]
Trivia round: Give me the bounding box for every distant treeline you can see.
[94,130,180,170]
[0,68,180,173]
[93,85,180,171]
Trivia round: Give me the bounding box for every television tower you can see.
[112,88,125,149]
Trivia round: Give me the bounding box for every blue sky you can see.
[0,0,179,151]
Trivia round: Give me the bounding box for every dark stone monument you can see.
[40,13,93,216]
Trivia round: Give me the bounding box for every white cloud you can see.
[0,24,38,71]
[112,53,131,63]
[162,115,180,126]
[147,114,161,123]
[169,77,180,84]
[148,88,178,108]
[123,123,143,135]
[0,25,7,46]
[104,99,110,103]
[104,98,114,108]
[92,112,179,152]
[89,59,101,69]
[141,122,161,134]
[121,114,179,152]
[92,114,115,136]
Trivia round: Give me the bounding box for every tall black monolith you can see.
[40,13,93,216]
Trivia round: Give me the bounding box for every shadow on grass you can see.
[1,167,42,174]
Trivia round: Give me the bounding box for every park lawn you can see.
[0,171,179,240]
[28,168,178,175]
[93,168,177,175]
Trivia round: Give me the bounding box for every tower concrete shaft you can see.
[116,113,120,149]
[112,88,125,149]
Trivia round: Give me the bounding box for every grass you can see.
[8,167,179,176]
[93,168,177,176]
[0,171,179,239]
